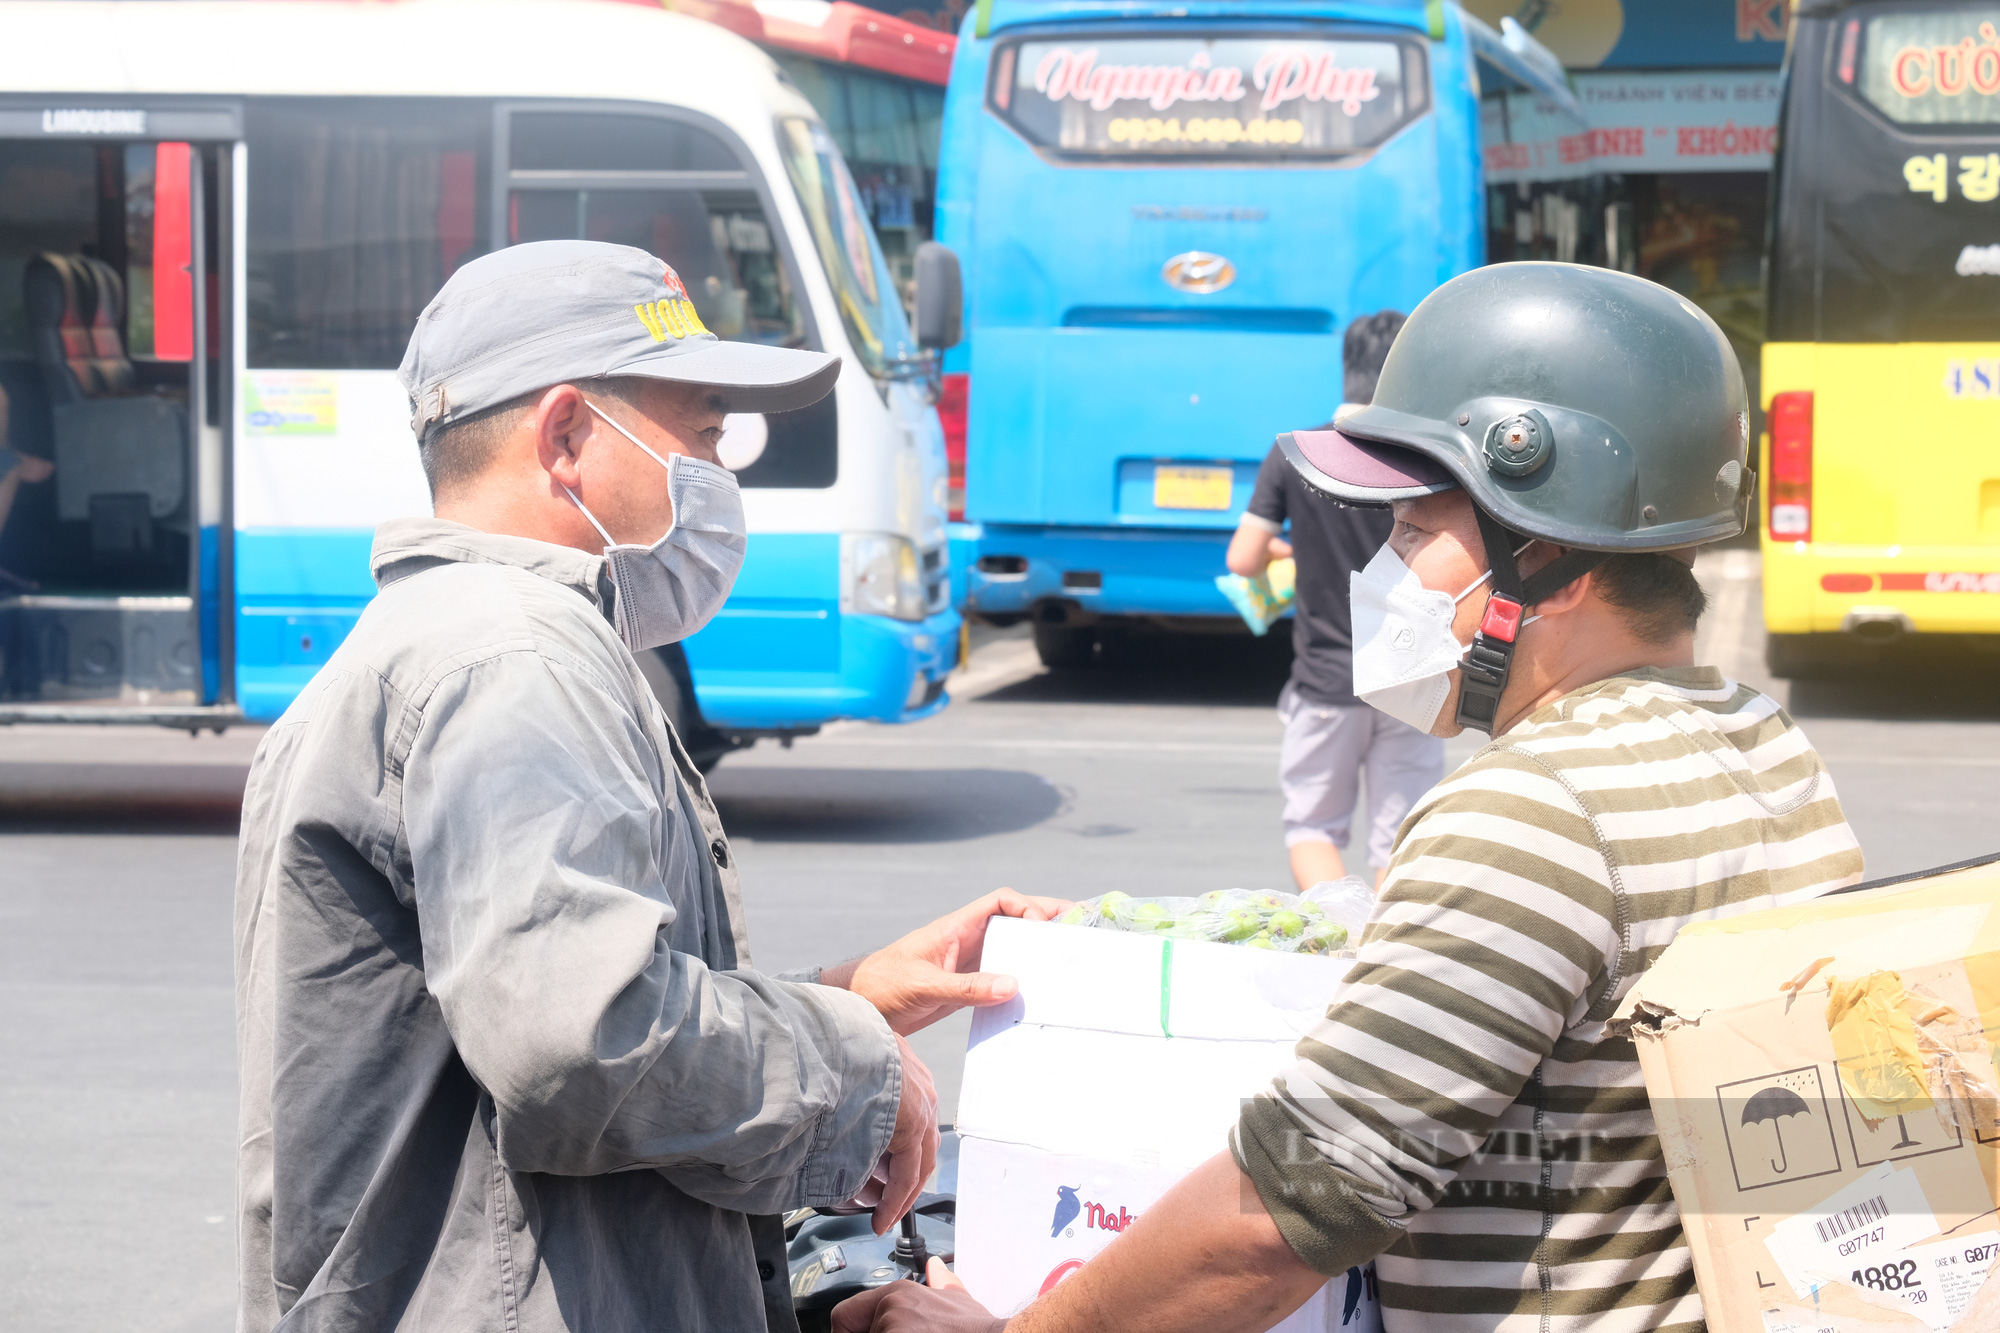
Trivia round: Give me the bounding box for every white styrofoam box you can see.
[957,1021,1297,1165]
[969,917,1353,1045]
[955,1136,1381,1333]
[957,919,1376,1331]
[960,918,1354,1165]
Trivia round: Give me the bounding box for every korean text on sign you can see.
[1904,152,2000,201]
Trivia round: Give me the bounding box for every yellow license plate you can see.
[1153,465,1233,511]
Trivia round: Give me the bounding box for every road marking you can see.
[808,736,1278,755]
[793,738,1996,763]
[950,636,1047,701]
[1822,754,2000,767]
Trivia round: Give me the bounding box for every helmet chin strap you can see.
[1453,507,1609,734]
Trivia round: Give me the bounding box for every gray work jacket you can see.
[234,518,900,1333]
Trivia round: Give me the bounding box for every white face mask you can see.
[1349,543,1538,734]
[564,402,748,652]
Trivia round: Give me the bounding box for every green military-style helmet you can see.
[1276,262,1755,733]
[1279,261,1753,551]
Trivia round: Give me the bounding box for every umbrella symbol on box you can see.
[1743,1085,1815,1173]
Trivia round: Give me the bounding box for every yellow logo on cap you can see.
[635,261,709,342]
[634,298,708,342]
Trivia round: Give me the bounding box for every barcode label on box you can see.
[1816,1194,1889,1244]
[1766,1164,1939,1300]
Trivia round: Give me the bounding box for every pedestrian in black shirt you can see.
[1224,312,1443,892]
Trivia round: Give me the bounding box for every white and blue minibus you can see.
[0,0,959,766]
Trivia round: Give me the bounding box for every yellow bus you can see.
[1763,1,2000,675]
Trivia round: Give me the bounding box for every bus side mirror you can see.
[914,242,962,350]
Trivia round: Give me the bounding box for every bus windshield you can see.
[777,117,916,379]
[1777,4,2000,340]
[987,31,1427,160]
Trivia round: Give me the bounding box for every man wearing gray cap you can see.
[234,241,1060,1333]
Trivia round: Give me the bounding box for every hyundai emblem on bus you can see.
[1162,251,1235,293]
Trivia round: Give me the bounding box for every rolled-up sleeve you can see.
[1231,749,1620,1274]
[400,644,899,1213]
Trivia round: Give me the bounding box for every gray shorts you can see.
[1277,682,1446,869]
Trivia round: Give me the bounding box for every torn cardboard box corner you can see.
[1614,862,2000,1333]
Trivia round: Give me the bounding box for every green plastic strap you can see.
[1424,0,1445,40]
[1159,937,1174,1038]
[974,0,993,39]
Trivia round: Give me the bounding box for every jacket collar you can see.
[371,517,606,607]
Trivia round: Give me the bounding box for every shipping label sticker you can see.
[1718,1066,1844,1192]
[1896,1232,2000,1320]
[245,371,338,437]
[1764,1163,1940,1300]
[1856,1230,2000,1330]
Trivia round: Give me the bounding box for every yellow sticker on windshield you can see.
[244,371,337,436]
[1154,465,1233,511]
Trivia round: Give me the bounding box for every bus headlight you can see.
[842,532,926,621]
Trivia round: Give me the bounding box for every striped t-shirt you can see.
[1233,668,1864,1333]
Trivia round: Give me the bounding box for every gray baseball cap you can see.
[399,240,840,436]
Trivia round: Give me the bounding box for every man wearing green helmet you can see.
[836,264,1867,1333]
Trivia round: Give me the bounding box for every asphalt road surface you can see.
[6,549,1998,1331]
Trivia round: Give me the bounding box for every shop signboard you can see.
[1572,70,1782,173]
[1479,92,1595,185]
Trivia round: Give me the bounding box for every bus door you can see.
[1765,6,2000,666]
[950,22,1451,642]
[0,101,238,723]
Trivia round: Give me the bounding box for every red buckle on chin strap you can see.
[1478,595,1525,644]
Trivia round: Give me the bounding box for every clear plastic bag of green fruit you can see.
[1052,880,1372,956]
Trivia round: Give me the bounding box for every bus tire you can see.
[1032,622,1096,669]
[639,642,734,773]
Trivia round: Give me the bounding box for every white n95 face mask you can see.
[564,402,748,652]
[1349,543,1535,734]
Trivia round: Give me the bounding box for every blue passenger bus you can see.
[935,0,1596,664]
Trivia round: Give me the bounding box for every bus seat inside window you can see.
[0,134,207,601]
[501,108,834,488]
[247,98,489,369]
[507,186,805,349]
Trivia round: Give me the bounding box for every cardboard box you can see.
[1617,863,2000,1332]
[956,917,1381,1332]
